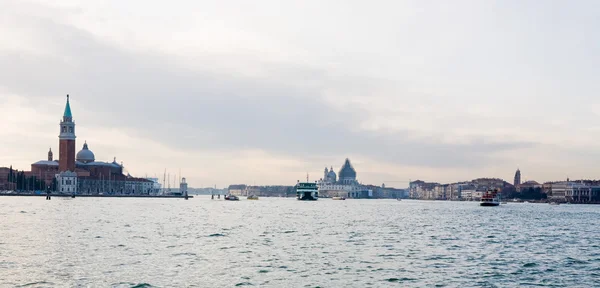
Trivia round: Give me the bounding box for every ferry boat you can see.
[480,189,500,206]
[296,180,318,201]
[225,194,239,201]
[247,195,259,200]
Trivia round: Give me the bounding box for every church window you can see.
[62,126,66,133]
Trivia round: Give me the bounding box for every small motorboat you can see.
[225,194,239,201]
[332,196,346,200]
[247,195,259,200]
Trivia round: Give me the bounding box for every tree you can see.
[8,165,13,183]
[501,185,517,199]
[519,187,547,200]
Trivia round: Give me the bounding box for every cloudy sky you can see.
[1,0,599,188]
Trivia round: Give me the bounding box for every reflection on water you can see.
[1,197,599,287]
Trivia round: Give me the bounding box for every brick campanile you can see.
[59,94,76,172]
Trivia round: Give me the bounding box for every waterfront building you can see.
[366,184,407,199]
[242,185,294,197]
[409,180,439,199]
[548,181,600,203]
[228,184,247,196]
[10,95,156,195]
[471,178,509,191]
[517,180,541,192]
[30,148,59,186]
[56,171,77,193]
[433,184,450,200]
[460,187,477,201]
[318,158,370,198]
[146,178,162,195]
[445,183,464,200]
[0,167,17,191]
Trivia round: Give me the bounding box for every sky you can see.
[1,0,599,188]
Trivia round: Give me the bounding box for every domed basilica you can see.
[29,95,154,195]
[318,158,367,198]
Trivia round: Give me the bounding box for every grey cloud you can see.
[0,15,536,170]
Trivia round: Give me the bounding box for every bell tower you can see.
[59,94,76,172]
[48,148,53,161]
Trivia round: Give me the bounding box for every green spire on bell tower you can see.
[64,94,72,119]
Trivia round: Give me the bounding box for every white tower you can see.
[180,177,188,197]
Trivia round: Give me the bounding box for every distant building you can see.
[13,95,155,195]
[243,185,294,197]
[56,171,77,194]
[30,148,59,187]
[318,158,370,198]
[228,184,247,196]
[548,181,600,203]
[0,167,17,191]
[409,180,439,199]
[146,178,162,195]
[514,169,521,186]
[517,180,541,192]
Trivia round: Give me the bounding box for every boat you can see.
[396,198,402,201]
[296,179,318,201]
[549,202,559,205]
[247,195,259,200]
[332,196,346,200]
[225,194,239,201]
[480,189,500,206]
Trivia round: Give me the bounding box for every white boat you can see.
[332,196,346,200]
[296,180,318,201]
[480,189,500,206]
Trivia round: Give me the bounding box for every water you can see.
[1,197,599,287]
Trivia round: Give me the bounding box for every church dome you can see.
[76,142,95,163]
[339,158,356,179]
[327,169,337,179]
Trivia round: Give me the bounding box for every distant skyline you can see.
[1,0,599,187]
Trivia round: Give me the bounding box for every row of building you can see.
[409,169,600,203]
[408,178,511,200]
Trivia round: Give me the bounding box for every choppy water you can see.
[1,197,599,287]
